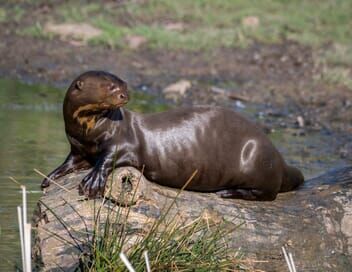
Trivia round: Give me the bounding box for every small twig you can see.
[40,227,80,249]
[179,216,201,230]
[17,206,25,271]
[61,198,90,242]
[144,251,151,272]
[24,223,31,272]
[119,252,136,272]
[203,211,210,231]
[227,93,250,102]
[282,246,295,272]
[21,186,27,228]
[289,252,297,272]
[39,200,84,252]
[9,176,22,186]
[17,186,32,272]
[33,168,71,193]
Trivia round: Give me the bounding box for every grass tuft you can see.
[320,66,352,91]
[18,22,53,40]
[42,172,245,271]
[314,43,352,91]
[323,44,352,67]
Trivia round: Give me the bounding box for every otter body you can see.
[42,71,304,201]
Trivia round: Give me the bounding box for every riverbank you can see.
[0,1,351,158]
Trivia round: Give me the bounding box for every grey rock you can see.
[33,166,352,271]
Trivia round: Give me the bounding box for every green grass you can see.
[12,5,24,22]
[0,5,25,23]
[47,0,352,50]
[314,43,352,90]
[127,90,169,113]
[0,8,6,22]
[13,0,352,51]
[58,2,102,23]
[323,44,352,67]
[319,66,352,90]
[82,204,242,271]
[18,22,54,40]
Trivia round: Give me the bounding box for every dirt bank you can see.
[0,2,351,159]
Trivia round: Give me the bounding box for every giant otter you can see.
[42,71,304,201]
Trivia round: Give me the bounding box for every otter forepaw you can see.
[79,170,107,198]
[41,178,50,188]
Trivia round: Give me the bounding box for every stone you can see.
[164,22,184,31]
[162,80,192,101]
[242,16,260,28]
[296,115,305,128]
[125,35,147,50]
[44,23,102,43]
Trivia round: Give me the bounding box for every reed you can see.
[16,184,32,272]
[282,247,297,272]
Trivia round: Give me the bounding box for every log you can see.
[32,166,352,271]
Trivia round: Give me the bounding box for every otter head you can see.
[66,71,129,114]
[64,71,129,133]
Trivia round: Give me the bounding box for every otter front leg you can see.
[79,151,116,198]
[41,152,92,188]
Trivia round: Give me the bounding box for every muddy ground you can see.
[0,16,351,161]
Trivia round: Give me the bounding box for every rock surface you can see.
[33,166,352,271]
[44,23,102,43]
[162,80,192,101]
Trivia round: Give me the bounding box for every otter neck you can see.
[64,99,119,136]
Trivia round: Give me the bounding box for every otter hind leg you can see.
[280,165,305,192]
[216,188,277,201]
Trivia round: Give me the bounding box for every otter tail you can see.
[280,165,304,192]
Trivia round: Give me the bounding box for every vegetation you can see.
[54,0,352,50]
[0,8,6,23]
[4,0,349,51]
[18,22,54,40]
[127,91,169,113]
[8,0,351,90]
[41,174,245,271]
[315,44,352,90]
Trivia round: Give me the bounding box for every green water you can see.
[0,78,167,271]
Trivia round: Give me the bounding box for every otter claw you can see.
[41,178,51,188]
[79,170,106,198]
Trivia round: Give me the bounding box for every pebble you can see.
[296,115,305,128]
[235,100,246,109]
[163,79,192,101]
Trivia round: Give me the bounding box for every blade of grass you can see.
[39,200,84,252]
[34,168,71,193]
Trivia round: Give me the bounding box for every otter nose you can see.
[118,93,129,101]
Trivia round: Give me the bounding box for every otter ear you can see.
[108,82,116,90]
[76,80,84,90]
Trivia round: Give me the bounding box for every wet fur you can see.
[42,71,304,201]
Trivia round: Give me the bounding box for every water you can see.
[0,78,348,271]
